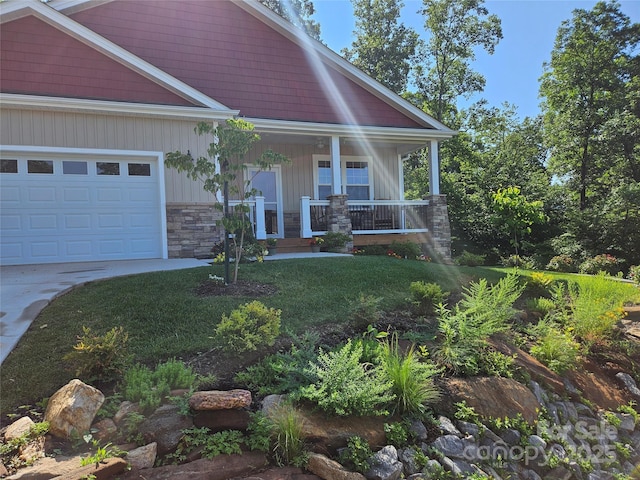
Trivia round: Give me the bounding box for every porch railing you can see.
[300,197,429,237]
[228,196,267,240]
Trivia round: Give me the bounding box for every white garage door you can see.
[1,154,164,265]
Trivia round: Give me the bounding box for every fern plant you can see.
[299,340,394,416]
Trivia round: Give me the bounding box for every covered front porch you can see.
[231,124,452,260]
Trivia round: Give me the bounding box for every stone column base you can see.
[327,194,353,253]
[424,195,452,263]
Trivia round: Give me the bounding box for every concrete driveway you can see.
[0,259,210,364]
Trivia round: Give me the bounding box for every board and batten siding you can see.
[0,108,214,204]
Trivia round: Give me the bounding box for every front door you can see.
[249,166,283,238]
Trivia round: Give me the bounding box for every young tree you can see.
[416,0,502,123]
[342,0,419,94]
[492,186,546,262]
[259,0,321,40]
[166,119,289,284]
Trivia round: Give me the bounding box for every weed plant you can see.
[433,274,524,374]
[338,436,373,474]
[0,421,49,473]
[528,318,582,374]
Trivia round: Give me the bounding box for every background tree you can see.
[342,0,419,94]
[415,0,503,124]
[492,186,547,262]
[166,120,289,284]
[259,0,321,40]
[539,0,640,264]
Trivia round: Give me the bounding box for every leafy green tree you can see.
[492,186,546,260]
[342,0,419,94]
[259,0,321,40]
[166,119,289,284]
[539,1,640,264]
[540,0,639,210]
[416,0,502,123]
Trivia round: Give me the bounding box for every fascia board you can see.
[1,93,239,120]
[233,0,455,134]
[1,0,230,112]
[244,117,457,141]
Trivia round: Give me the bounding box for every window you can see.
[317,160,332,199]
[63,161,88,175]
[314,156,373,201]
[97,162,120,175]
[128,163,151,176]
[0,159,18,173]
[27,160,53,174]
[345,161,370,200]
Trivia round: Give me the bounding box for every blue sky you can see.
[313,0,640,120]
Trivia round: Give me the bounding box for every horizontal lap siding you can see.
[0,109,212,203]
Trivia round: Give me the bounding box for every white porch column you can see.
[398,154,405,201]
[428,140,440,195]
[300,196,312,238]
[331,135,342,195]
[255,196,266,240]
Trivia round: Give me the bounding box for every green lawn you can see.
[2,256,501,414]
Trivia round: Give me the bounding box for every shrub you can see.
[216,301,281,353]
[234,332,318,395]
[384,421,410,447]
[478,349,517,378]
[350,294,383,329]
[122,359,198,413]
[63,326,131,383]
[360,244,388,256]
[502,255,535,269]
[528,319,581,374]
[455,250,485,267]
[410,281,449,316]
[525,297,557,317]
[322,231,351,252]
[546,254,578,273]
[628,265,640,285]
[269,403,308,467]
[527,272,554,294]
[299,340,394,416]
[579,254,624,275]
[338,436,373,474]
[379,336,441,415]
[389,240,422,259]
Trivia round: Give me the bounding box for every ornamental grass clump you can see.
[379,335,441,415]
[299,339,394,416]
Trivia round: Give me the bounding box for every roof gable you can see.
[0,15,195,106]
[68,0,438,129]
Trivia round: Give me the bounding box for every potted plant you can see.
[309,236,324,253]
[266,238,278,255]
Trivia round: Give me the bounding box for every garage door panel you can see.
[1,155,163,265]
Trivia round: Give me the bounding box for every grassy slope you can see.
[1,257,498,413]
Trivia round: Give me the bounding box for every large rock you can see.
[193,409,251,432]
[4,416,45,465]
[118,452,268,480]
[365,445,403,480]
[44,379,105,439]
[298,407,388,455]
[5,455,127,479]
[307,453,366,480]
[189,389,252,411]
[441,376,540,423]
[139,404,193,455]
[126,442,157,470]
